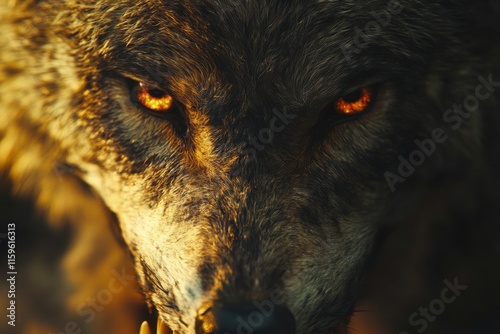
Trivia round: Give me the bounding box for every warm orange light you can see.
[135,83,174,112]
[336,88,372,115]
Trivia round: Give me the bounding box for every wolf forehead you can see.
[72,0,444,105]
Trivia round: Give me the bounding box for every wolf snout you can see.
[195,301,296,334]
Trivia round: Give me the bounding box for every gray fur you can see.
[1,0,499,333]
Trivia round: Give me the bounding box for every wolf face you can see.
[1,0,498,333]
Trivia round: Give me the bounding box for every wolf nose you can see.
[195,302,296,334]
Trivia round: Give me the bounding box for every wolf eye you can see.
[132,82,174,112]
[335,88,372,115]
[129,80,188,137]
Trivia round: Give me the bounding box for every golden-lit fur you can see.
[1,1,500,333]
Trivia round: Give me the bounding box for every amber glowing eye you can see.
[336,88,372,115]
[134,82,174,112]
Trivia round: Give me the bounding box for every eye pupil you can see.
[342,90,363,103]
[148,88,166,98]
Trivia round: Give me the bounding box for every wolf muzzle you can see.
[195,302,296,334]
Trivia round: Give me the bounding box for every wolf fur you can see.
[1,0,499,333]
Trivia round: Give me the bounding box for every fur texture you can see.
[1,0,499,333]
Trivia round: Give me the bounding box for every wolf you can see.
[1,0,499,333]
